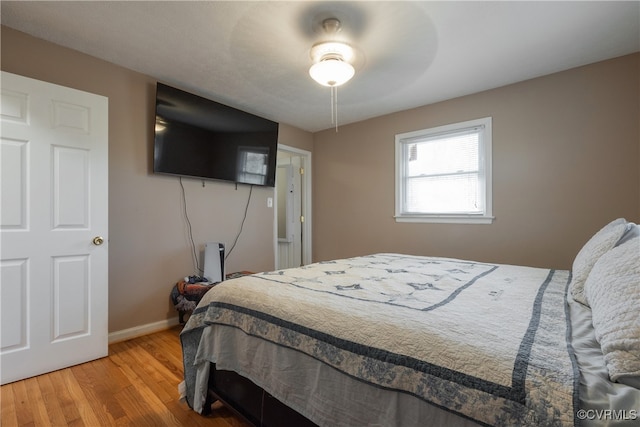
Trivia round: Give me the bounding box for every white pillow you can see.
[570,218,627,306]
[585,236,640,385]
[615,222,640,247]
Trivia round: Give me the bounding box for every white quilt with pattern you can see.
[181,253,577,426]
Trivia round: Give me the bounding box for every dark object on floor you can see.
[170,280,216,324]
[170,271,254,324]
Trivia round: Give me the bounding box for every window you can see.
[395,117,493,224]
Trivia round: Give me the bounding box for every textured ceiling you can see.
[2,1,639,132]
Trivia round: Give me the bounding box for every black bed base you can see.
[205,363,319,427]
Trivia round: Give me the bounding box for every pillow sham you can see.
[584,235,640,385]
[570,218,627,306]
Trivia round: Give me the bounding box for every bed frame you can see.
[205,363,318,427]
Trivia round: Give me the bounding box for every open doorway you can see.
[275,145,312,269]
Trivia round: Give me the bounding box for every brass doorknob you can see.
[92,236,105,246]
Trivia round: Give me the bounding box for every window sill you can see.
[394,214,495,224]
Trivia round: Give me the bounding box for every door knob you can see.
[92,236,105,246]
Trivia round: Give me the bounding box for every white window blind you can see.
[395,117,493,224]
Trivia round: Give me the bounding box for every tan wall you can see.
[279,123,314,153]
[1,27,313,332]
[313,53,640,270]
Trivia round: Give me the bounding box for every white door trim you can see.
[275,144,312,268]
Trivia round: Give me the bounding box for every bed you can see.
[180,218,640,426]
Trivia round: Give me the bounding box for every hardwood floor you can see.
[1,326,252,427]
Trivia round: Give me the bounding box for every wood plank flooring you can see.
[1,326,252,427]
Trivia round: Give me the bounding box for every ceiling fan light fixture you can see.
[309,58,355,87]
[309,40,355,87]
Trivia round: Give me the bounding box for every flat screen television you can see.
[153,83,279,187]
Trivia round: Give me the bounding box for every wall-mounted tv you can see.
[153,83,279,187]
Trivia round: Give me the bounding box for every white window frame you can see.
[394,117,494,224]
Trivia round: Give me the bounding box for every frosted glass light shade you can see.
[309,59,355,87]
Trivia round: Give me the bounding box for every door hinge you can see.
[299,167,304,175]
[300,215,305,223]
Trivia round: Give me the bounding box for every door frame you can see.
[275,144,312,268]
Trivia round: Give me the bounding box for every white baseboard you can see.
[108,317,181,344]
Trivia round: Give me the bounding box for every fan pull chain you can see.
[331,86,339,132]
[331,86,335,126]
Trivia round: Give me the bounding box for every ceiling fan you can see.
[307,16,358,130]
[308,17,356,88]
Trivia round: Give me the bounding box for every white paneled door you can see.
[0,72,108,384]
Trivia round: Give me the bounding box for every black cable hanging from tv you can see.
[179,177,204,275]
[226,184,253,261]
